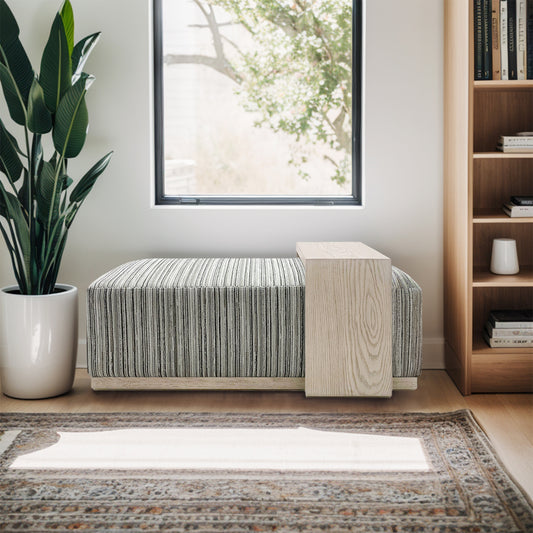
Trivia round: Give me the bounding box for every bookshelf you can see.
[444,0,533,394]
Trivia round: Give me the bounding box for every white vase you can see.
[490,238,520,275]
[0,284,78,399]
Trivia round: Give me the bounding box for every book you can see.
[503,203,533,216]
[475,0,484,80]
[492,0,501,78]
[483,0,493,78]
[498,135,533,145]
[498,145,533,152]
[526,0,533,80]
[489,309,533,328]
[517,0,527,78]
[501,0,510,79]
[511,195,533,205]
[497,135,533,152]
[508,0,517,79]
[486,322,533,337]
[502,204,533,218]
[483,330,533,347]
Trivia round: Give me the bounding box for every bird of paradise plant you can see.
[0,0,112,294]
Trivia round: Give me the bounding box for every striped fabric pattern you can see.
[87,259,422,379]
[391,266,423,377]
[87,258,305,378]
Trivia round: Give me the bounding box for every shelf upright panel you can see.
[444,0,474,394]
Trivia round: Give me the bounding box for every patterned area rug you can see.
[0,410,532,532]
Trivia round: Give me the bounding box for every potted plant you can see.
[0,0,112,398]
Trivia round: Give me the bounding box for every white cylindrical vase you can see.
[0,284,78,399]
[490,238,520,275]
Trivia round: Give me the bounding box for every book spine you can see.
[517,0,527,78]
[509,0,517,79]
[501,0,509,79]
[498,146,533,152]
[499,135,533,143]
[488,337,533,347]
[511,196,533,205]
[492,0,501,78]
[503,205,533,215]
[487,324,533,337]
[475,0,484,79]
[483,0,493,78]
[526,0,533,80]
[498,145,533,152]
[491,320,533,328]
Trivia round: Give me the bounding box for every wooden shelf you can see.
[473,209,533,223]
[474,80,533,91]
[473,267,533,287]
[473,152,533,159]
[444,0,533,394]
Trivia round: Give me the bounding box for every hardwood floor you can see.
[1,370,532,499]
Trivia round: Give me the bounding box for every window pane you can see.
[157,0,357,201]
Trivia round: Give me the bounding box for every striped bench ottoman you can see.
[87,257,422,393]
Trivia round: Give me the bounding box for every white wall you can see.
[0,0,444,368]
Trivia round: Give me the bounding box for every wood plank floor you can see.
[1,370,532,499]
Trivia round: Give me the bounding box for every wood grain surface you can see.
[90,376,417,391]
[297,242,392,397]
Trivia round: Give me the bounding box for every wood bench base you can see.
[91,377,418,392]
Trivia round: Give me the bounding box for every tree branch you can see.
[164,0,243,82]
[323,108,350,152]
[164,54,242,83]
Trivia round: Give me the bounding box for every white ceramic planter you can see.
[0,284,78,399]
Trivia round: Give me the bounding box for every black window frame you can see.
[153,0,362,206]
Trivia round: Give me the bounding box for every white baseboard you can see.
[77,338,446,370]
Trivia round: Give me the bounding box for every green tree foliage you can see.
[166,0,352,185]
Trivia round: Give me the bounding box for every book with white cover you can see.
[496,144,533,154]
[501,0,509,79]
[483,330,533,347]
[503,203,533,216]
[517,0,527,79]
[486,322,533,338]
[499,135,533,145]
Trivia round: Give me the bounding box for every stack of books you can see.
[474,0,533,80]
[483,309,533,347]
[503,195,533,216]
[497,133,533,152]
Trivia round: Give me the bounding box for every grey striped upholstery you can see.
[87,258,422,379]
[392,267,423,377]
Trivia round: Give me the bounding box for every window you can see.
[154,0,362,206]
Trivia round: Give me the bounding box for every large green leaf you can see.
[39,13,72,113]
[0,118,23,183]
[0,182,8,218]
[70,151,113,203]
[0,184,30,276]
[17,169,29,213]
[0,61,26,124]
[0,0,19,48]
[36,161,61,226]
[71,32,100,82]
[60,0,74,56]
[27,78,53,133]
[1,38,33,104]
[52,73,93,158]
